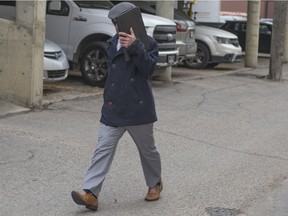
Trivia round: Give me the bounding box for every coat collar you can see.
[107,34,118,45]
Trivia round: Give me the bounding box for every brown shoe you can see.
[145,181,163,201]
[71,191,98,211]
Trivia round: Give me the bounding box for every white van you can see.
[0,0,179,87]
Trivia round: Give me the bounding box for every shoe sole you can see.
[86,205,98,211]
[71,191,98,211]
[145,197,160,201]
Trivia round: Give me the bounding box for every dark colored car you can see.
[220,20,273,54]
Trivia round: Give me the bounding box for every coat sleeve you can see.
[126,36,159,77]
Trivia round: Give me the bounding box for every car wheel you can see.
[183,42,210,69]
[80,42,108,88]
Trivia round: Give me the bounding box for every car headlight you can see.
[213,36,231,44]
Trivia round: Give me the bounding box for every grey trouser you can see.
[83,122,162,197]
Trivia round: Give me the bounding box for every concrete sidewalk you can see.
[0,100,30,118]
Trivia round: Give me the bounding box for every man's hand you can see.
[118,27,136,48]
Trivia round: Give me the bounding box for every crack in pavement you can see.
[155,128,288,162]
[196,83,249,109]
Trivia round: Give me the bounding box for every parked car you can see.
[220,20,273,54]
[111,1,197,66]
[44,39,69,82]
[173,8,198,68]
[171,9,197,65]
[142,7,242,69]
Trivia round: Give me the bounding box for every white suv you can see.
[185,24,242,69]
[173,10,242,69]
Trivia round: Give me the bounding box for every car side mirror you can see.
[48,1,61,11]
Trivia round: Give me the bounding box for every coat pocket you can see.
[129,79,141,103]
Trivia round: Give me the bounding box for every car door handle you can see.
[73,16,87,22]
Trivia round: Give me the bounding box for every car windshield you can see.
[74,0,114,10]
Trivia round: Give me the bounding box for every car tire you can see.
[183,42,210,69]
[80,42,108,88]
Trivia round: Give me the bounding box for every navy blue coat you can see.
[100,35,159,127]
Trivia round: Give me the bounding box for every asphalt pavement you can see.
[1,58,288,216]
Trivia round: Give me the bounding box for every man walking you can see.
[71,2,162,211]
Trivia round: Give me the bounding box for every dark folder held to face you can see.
[116,7,150,50]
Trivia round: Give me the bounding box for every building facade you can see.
[221,1,274,19]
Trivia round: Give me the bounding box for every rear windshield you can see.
[74,1,113,10]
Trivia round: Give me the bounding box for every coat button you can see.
[131,78,135,82]
[108,101,112,106]
[112,64,116,68]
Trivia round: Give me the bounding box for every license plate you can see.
[167,55,175,65]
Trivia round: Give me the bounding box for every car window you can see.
[234,23,240,31]
[0,1,16,6]
[259,24,271,34]
[0,1,16,20]
[174,9,193,21]
[224,22,235,31]
[74,1,113,10]
[241,23,246,32]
